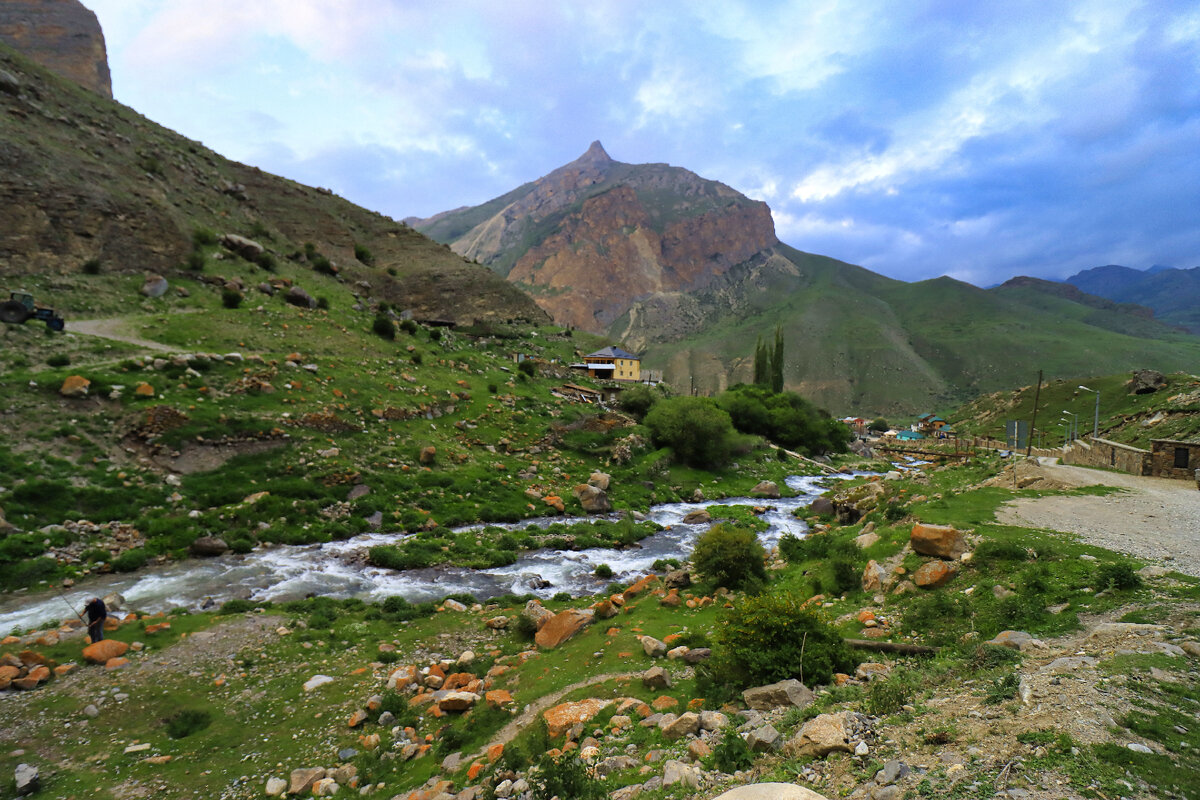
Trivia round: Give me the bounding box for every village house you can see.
[573,346,642,382]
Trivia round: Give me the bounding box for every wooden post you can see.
[1026,370,1042,459]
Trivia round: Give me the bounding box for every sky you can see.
[85,0,1200,286]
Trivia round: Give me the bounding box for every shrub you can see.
[81,258,102,275]
[652,558,681,572]
[429,329,442,342]
[372,315,396,340]
[192,227,217,248]
[312,256,336,276]
[517,359,536,377]
[984,673,1020,704]
[186,251,206,271]
[354,243,374,265]
[165,709,212,739]
[111,548,148,573]
[255,252,277,272]
[399,319,418,335]
[707,589,856,689]
[316,296,330,310]
[866,678,910,716]
[410,352,422,365]
[594,563,613,579]
[529,751,605,800]
[691,523,766,591]
[1096,561,1142,591]
[221,288,243,309]
[488,383,499,394]
[514,613,538,642]
[552,591,572,602]
[218,599,255,615]
[618,384,661,421]
[709,727,754,772]
[975,540,1029,562]
[645,396,737,469]
[47,354,70,368]
[716,384,852,455]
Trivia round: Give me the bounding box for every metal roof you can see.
[585,346,639,360]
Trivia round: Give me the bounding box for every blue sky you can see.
[86,1,1200,286]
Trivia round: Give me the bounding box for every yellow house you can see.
[580,346,641,382]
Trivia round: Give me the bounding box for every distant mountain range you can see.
[414,145,1200,415]
[1061,265,1200,334]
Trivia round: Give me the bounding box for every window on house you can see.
[1174,447,1190,469]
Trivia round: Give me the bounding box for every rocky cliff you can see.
[412,142,778,331]
[0,0,111,97]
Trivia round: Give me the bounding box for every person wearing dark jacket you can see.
[84,597,106,643]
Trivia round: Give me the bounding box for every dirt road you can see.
[67,317,178,352]
[996,461,1200,577]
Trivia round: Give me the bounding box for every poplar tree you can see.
[771,326,784,393]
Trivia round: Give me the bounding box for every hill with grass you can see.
[1062,264,1200,335]
[414,150,1200,417]
[0,41,546,328]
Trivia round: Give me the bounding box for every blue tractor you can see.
[0,290,65,331]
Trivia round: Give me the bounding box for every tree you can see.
[690,523,766,591]
[771,326,784,393]
[753,335,769,387]
[644,396,737,469]
[868,418,890,432]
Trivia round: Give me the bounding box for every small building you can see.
[1150,439,1200,480]
[914,413,949,435]
[574,346,641,382]
[897,430,925,441]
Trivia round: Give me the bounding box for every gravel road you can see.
[996,461,1200,577]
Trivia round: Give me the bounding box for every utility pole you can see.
[1026,370,1042,459]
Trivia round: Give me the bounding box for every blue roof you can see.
[897,430,925,440]
[585,346,639,360]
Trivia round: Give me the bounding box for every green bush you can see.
[255,251,277,271]
[517,359,536,377]
[707,589,856,689]
[111,548,148,572]
[618,384,662,421]
[81,258,102,275]
[866,678,909,716]
[645,396,737,469]
[165,709,213,739]
[192,227,218,248]
[691,523,766,591]
[530,751,605,800]
[316,296,330,310]
[186,251,206,272]
[372,315,396,340]
[709,727,754,772]
[1096,562,1142,591]
[221,288,243,309]
[399,319,419,335]
[354,243,374,265]
[984,673,1020,704]
[46,354,71,368]
[594,563,613,579]
[716,384,852,455]
[975,539,1029,562]
[218,599,255,615]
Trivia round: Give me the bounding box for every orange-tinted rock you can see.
[134,382,155,397]
[651,695,678,711]
[442,672,475,691]
[53,663,76,676]
[543,698,613,738]
[104,657,129,670]
[592,599,618,619]
[348,710,368,727]
[542,495,565,513]
[485,689,514,709]
[60,375,91,397]
[467,762,485,781]
[0,665,20,681]
[18,650,45,666]
[862,560,887,592]
[913,560,958,588]
[82,639,128,664]
[534,609,594,649]
[144,622,171,634]
[856,610,876,624]
[486,743,505,763]
[910,522,968,560]
[622,575,659,600]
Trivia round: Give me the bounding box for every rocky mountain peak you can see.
[0,0,111,97]
[576,140,612,165]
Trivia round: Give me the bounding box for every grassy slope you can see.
[635,246,1200,418]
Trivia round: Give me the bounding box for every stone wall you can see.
[0,0,111,97]
[1149,440,1200,480]
[1061,437,1150,476]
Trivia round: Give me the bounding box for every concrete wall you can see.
[1150,440,1200,480]
[1061,437,1150,475]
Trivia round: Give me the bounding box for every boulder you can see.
[522,599,554,631]
[59,375,91,397]
[699,710,729,731]
[662,759,701,789]
[419,446,437,465]
[140,274,169,298]
[683,647,712,664]
[587,472,611,490]
[264,776,287,795]
[862,560,888,592]
[913,560,957,588]
[682,509,712,525]
[642,666,672,689]
[640,635,668,658]
[711,785,832,800]
[661,712,700,740]
[1128,369,1166,395]
[82,639,128,664]
[664,569,691,589]
[573,483,612,513]
[302,674,334,692]
[751,481,780,499]
[855,531,880,549]
[220,233,265,259]
[747,724,782,752]
[809,497,834,516]
[543,698,612,738]
[592,599,619,619]
[189,536,228,557]
[14,763,38,796]
[534,609,594,649]
[285,286,317,309]
[789,712,855,757]
[485,689,514,709]
[985,630,1041,651]
[743,679,813,711]
[288,767,326,795]
[439,691,480,712]
[910,522,968,560]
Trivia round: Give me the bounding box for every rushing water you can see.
[0,473,857,635]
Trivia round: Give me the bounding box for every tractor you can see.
[0,290,66,331]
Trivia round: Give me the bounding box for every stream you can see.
[0,473,857,635]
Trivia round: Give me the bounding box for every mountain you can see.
[0,36,546,327]
[1064,264,1200,334]
[415,148,1200,415]
[0,0,111,97]
[410,141,777,331]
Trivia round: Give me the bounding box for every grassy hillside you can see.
[620,245,1200,417]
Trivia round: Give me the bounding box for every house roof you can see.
[897,430,925,440]
[585,346,639,360]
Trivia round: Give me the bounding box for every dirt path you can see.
[996,461,1200,577]
[465,671,641,760]
[67,317,179,352]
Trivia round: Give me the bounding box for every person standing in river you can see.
[83,597,106,643]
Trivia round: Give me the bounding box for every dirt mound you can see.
[979,459,1070,492]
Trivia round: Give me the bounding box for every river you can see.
[0,473,856,635]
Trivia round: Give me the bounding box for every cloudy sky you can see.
[87,1,1199,286]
